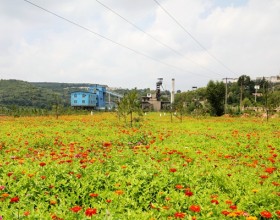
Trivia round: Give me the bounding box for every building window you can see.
[74,94,77,98]
[82,94,86,98]
[82,100,85,103]
[74,100,77,103]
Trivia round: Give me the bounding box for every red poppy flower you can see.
[260,211,272,218]
[51,214,63,220]
[211,199,219,205]
[260,175,269,179]
[265,167,276,174]
[170,168,177,172]
[185,190,194,197]
[175,184,184,189]
[39,162,46,167]
[85,208,97,217]
[229,205,237,210]
[174,212,186,218]
[225,200,232,205]
[10,196,19,203]
[70,206,82,213]
[24,211,30,216]
[103,142,112,147]
[221,210,230,216]
[89,193,98,197]
[189,205,200,213]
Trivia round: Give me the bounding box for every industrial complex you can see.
[70,78,175,111]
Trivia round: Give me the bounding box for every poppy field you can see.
[0,113,279,219]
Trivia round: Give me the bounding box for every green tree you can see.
[206,80,225,116]
[268,91,280,110]
[173,100,186,122]
[174,87,207,115]
[237,75,254,109]
[52,94,63,119]
[242,97,252,108]
[117,90,142,127]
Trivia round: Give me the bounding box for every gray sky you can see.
[1,0,279,91]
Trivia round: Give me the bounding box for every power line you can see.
[153,0,238,77]
[96,0,222,77]
[23,0,209,78]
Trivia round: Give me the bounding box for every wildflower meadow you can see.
[0,113,279,219]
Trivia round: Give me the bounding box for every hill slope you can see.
[0,79,88,109]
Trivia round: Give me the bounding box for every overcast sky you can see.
[1,0,279,91]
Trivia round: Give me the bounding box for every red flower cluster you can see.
[260,210,272,219]
[10,196,19,203]
[85,208,97,217]
[189,205,200,213]
[175,184,184,189]
[70,206,82,213]
[103,142,112,147]
[174,212,186,218]
[39,162,46,167]
[229,205,237,210]
[185,190,194,197]
[89,193,98,197]
[265,167,276,174]
[221,210,230,216]
[211,199,219,205]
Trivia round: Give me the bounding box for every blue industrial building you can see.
[71,84,122,109]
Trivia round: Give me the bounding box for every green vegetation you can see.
[174,76,280,117]
[0,77,279,118]
[117,90,143,127]
[0,113,279,219]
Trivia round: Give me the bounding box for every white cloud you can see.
[0,0,279,91]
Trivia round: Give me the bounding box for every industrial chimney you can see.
[171,78,175,104]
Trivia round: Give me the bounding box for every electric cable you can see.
[23,0,210,78]
[153,0,238,77]
[96,0,222,77]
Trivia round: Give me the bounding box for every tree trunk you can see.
[130,112,133,127]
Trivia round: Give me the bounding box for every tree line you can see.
[174,75,280,117]
[116,75,280,127]
[1,76,279,120]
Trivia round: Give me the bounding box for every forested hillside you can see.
[0,79,92,109]
[0,80,53,109]
[0,80,132,111]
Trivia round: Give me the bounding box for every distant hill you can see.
[0,79,96,109]
[0,79,158,110]
[0,80,133,109]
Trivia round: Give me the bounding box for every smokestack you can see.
[171,78,175,104]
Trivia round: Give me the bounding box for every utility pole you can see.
[223,77,236,114]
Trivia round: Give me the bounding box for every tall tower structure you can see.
[156,78,163,101]
[171,78,175,105]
